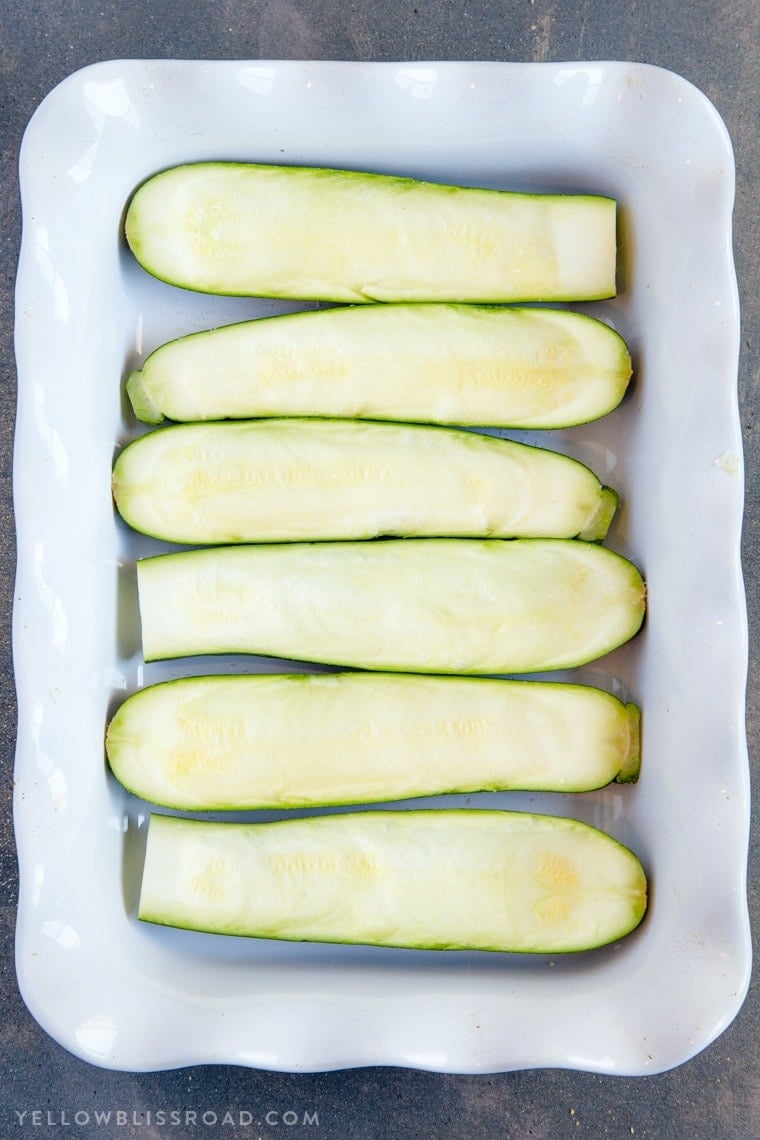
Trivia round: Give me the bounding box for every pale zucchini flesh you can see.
[136,538,646,673]
[127,304,632,428]
[138,810,647,952]
[106,673,640,810]
[125,163,617,303]
[112,419,618,545]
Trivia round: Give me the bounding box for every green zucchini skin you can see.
[125,163,617,303]
[136,538,646,673]
[127,304,631,429]
[112,419,618,545]
[138,810,648,952]
[106,673,641,810]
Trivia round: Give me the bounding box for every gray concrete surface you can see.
[1,2,758,1136]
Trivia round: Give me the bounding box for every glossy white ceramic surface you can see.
[13,59,748,1073]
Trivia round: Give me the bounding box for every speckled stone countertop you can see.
[1,2,757,1136]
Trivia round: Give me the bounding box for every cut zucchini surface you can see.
[127,304,632,428]
[112,419,618,545]
[106,673,641,810]
[125,163,617,303]
[136,538,646,672]
[138,810,648,952]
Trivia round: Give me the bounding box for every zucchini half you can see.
[127,304,631,428]
[138,810,648,952]
[125,163,617,303]
[136,538,646,672]
[112,419,618,545]
[106,673,641,810]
